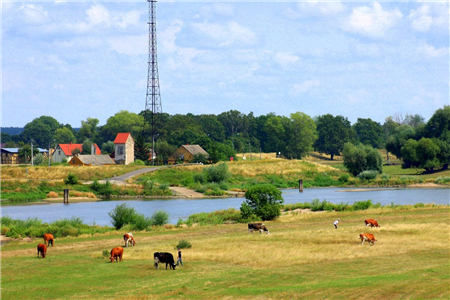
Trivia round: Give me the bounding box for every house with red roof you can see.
[53,142,101,163]
[114,133,134,165]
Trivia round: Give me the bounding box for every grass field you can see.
[2,206,449,299]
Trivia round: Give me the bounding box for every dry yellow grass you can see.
[1,165,146,180]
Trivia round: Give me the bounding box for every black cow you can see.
[248,223,269,234]
[154,252,176,270]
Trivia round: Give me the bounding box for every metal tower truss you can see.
[145,0,162,136]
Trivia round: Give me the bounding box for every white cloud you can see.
[213,3,234,16]
[87,4,111,26]
[419,44,448,58]
[192,21,256,47]
[108,35,147,56]
[409,4,449,32]
[160,20,184,53]
[292,80,320,94]
[342,2,403,38]
[20,4,48,24]
[274,52,300,66]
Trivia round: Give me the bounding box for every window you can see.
[117,145,124,155]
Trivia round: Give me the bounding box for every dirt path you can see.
[169,186,206,198]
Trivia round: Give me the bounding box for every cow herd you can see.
[35,217,381,262]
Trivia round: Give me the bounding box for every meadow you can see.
[1,206,449,299]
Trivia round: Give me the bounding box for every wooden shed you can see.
[168,145,209,165]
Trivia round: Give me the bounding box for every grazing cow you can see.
[43,233,54,247]
[123,233,136,247]
[37,243,47,258]
[248,223,269,234]
[359,233,377,245]
[154,252,176,270]
[364,219,380,228]
[110,247,124,263]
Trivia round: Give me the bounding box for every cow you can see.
[123,233,136,247]
[110,247,124,263]
[37,243,47,258]
[43,233,54,247]
[364,219,380,228]
[154,252,176,270]
[248,223,269,234]
[359,233,377,245]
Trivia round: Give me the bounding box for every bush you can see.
[130,214,152,231]
[357,170,378,181]
[102,250,110,258]
[352,200,373,211]
[108,203,140,230]
[150,210,170,226]
[241,184,284,221]
[64,173,79,185]
[90,180,113,197]
[176,239,192,249]
[338,174,349,183]
[204,163,231,183]
[130,159,145,166]
[343,143,383,176]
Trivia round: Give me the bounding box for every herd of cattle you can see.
[36,219,381,264]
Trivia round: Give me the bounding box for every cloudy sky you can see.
[2,0,449,128]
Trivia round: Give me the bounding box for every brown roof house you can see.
[69,155,116,166]
[168,145,209,165]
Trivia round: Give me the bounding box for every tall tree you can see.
[285,112,317,159]
[100,111,144,143]
[264,116,288,153]
[353,118,384,148]
[425,105,450,138]
[54,127,76,144]
[314,114,355,160]
[21,116,60,147]
[78,118,99,143]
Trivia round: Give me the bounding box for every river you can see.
[1,187,449,226]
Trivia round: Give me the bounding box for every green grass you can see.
[2,206,449,299]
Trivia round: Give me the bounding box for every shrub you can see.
[176,239,192,249]
[435,177,450,184]
[310,199,334,211]
[102,250,110,258]
[108,203,139,230]
[64,173,78,185]
[414,202,425,208]
[352,200,373,211]
[130,214,152,231]
[193,173,206,184]
[357,170,378,181]
[241,184,284,221]
[150,210,170,226]
[130,159,145,166]
[338,174,349,183]
[204,163,231,183]
[90,180,113,197]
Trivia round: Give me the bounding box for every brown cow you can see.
[248,223,269,234]
[123,233,136,247]
[359,233,376,245]
[43,233,54,246]
[364,219,380,228]
[37,243,47,258]
[110,247,124,263]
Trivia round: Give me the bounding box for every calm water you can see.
[1,188,449,226]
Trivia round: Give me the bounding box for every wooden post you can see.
[63,189,69,204]
[298,179,303,192]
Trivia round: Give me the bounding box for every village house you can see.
[168,144,209,165]
[52,143,101,163]
[113,133,134,165]
[1,148,48,165]
[69,155,116,166]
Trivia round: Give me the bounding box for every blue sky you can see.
[2,1,449,128]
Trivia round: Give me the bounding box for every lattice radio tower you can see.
[144,0,162,146]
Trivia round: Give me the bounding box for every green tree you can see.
[78,118,99,143]
[343,143,382,176]
[101,141,115,155]
[18,144,39,163]
[385,125,415,159]
[21,116,60,147]
[134,135,151,163]
[285,112,317,159]
[155,140,176,165]
[353,118,384,148]
[314,114,356,160]
[240,184,284,221]
[100,111,144,142]
[416,138,441,172]
[401,139,420,168]
[264,116,287,153]
[425,106,450,138]
[54,127,76,144]
[82,139,93,155]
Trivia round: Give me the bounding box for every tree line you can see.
[2,106,449,172]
